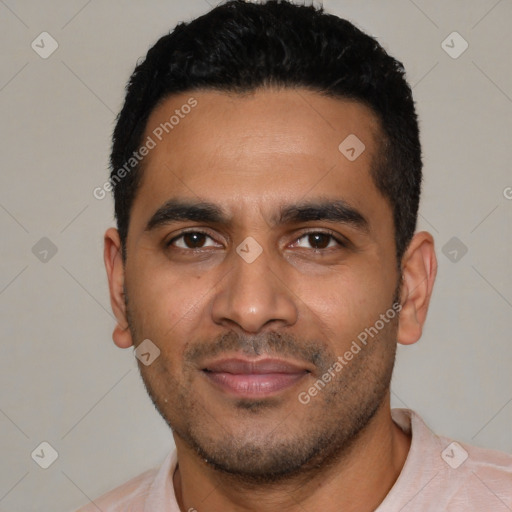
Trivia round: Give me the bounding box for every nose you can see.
[211,244,298,334]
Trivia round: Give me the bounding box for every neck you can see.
[173,401,411,512]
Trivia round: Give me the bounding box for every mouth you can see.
[201,357,311,398]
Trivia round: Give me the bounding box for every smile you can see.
[201,357,310,398]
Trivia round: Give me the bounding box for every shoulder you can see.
[453,437,512,486]
[409,408,512,474]
[443,440,512,509]
[406,409,512,507]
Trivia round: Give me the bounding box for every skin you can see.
[104,88,437,512]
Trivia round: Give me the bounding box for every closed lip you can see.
[202,357,311,375]
[201,356,311,397]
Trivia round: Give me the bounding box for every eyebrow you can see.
[144,198,369,233]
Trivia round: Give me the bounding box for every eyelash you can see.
[165,229,347,251]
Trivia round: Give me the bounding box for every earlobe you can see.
[397,231,437,346]
[104,228,134,349]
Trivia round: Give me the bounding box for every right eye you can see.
[166,231,221,250]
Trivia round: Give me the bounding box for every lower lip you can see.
[203,371,307,397]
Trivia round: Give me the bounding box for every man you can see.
[79,1,512,510]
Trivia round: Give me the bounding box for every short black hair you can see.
[110,0,421,264]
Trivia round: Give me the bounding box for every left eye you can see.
[293,232,343,250]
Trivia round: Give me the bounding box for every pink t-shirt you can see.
[75,409,512,511]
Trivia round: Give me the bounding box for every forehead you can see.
[130,88,390,232]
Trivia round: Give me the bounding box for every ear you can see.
[397,231,437,345]
[104,227,134,349]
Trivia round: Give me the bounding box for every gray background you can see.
[0,0,511,511]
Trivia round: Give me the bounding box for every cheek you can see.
[127,263,208,343]
[297,270,391,346]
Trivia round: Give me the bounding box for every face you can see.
[119,89,402,481]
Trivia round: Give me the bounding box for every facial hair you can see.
[126,287,400,486]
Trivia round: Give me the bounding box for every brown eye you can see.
[167,231,218,249]
[307,233,332,249]
[293,231,344,250]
